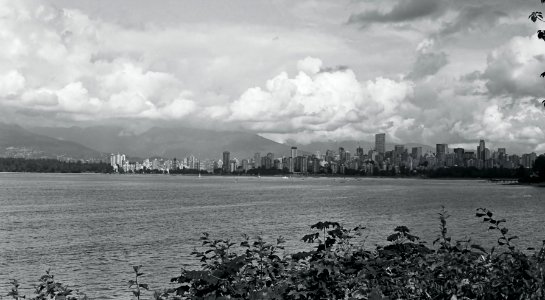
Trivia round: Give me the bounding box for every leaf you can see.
[470,244,488,253]
[500,228,508,235]
[132,265,141,273]
[139,283,149,290]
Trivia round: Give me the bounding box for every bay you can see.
[0,173,544,299]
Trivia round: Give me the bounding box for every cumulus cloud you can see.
[226,57,416,143]
[482,35,545,98]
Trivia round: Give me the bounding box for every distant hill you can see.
[29,125,293,160]
[0,123,104,160]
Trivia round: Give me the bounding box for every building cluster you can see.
[220,134,541,175]
[109,133,542,175]
[109,153,217,173]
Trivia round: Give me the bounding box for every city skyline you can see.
[0,1,544,154]
[108,132,542,174]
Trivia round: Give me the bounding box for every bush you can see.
[6,208,545,299]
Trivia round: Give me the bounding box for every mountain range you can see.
[0,123,435,161]
[0,123,104,160]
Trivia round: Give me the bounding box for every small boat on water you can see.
[282,176,289,179]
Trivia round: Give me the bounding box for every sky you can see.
[0,0,545,153]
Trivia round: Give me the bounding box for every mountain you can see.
[29,125,293,160]
[0,123,105,160]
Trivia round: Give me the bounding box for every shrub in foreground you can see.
[6,208,545,299]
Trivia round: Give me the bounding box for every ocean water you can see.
[1,173,544,299]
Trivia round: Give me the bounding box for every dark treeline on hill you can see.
[0,158,113,173]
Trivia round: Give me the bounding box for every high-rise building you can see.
[436,144,448,166]
[339,147,346,163]
[375,133,386,154]
[453,148,465,166]
[411,147,422,160]
[478,140,486,162]
[222,151,230,173]
[254,152,261,168]
[356,146,364,158]
[291,147,298,158]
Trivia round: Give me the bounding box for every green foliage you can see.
[0,158,113,173]
[129,265,149,300]
[530,0,545,107]
[7,269,88,300]
[6,209,545,299]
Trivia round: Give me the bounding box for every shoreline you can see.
[0,171,536,183]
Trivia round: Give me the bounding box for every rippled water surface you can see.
[1,173,544,299]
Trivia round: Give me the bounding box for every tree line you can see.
[0,158,113,173]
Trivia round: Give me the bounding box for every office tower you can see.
[478,140,486,162]
[453,148,465,166]
[375,133,386,154]
[222,151,230,173]
[339,147,346,163]
[356,146,364,158]
[436,144,448,166]
[291,147,298,158]
[394,145,404,155]
[411,147,422,159]
[254,152,261,168]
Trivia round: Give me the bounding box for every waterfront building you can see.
[222,151,230,173]
[411,147,422,160]
[339,147,346,163]
[375,133,386,155]
[254,153,261,168]
[453,148,464,166]
[436,144,448,167]
[356,146,364,158]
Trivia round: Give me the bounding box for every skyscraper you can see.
[478,140,486,162]
[339,147,346,163]
[375,133,386,154]
[254,152,261,168]
[222,151,230,173]
[436,144,448,166]
[411,147,422,160]
[291,147,298,158]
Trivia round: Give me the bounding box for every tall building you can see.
[411,147,422,160]
[291,147,298,158]
[436,144,448,166]
[254,152,261,168]
[478,140,486,163]
[356,146,364,158]
[375,133,386,154]
[339,147,346,163]
[453,148,465,166]
[222,151,230,173]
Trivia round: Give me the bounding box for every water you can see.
[1,173,544,299]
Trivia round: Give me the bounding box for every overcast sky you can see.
[1,0,544,153]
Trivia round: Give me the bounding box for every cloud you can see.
[226,57,416,143]
[407,39,449,79]
[482,35,545,98]
[348,0,444,26]
[0,70,25,97]
[438,4,508,37]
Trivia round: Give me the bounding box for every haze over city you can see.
[0,0,544,154]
